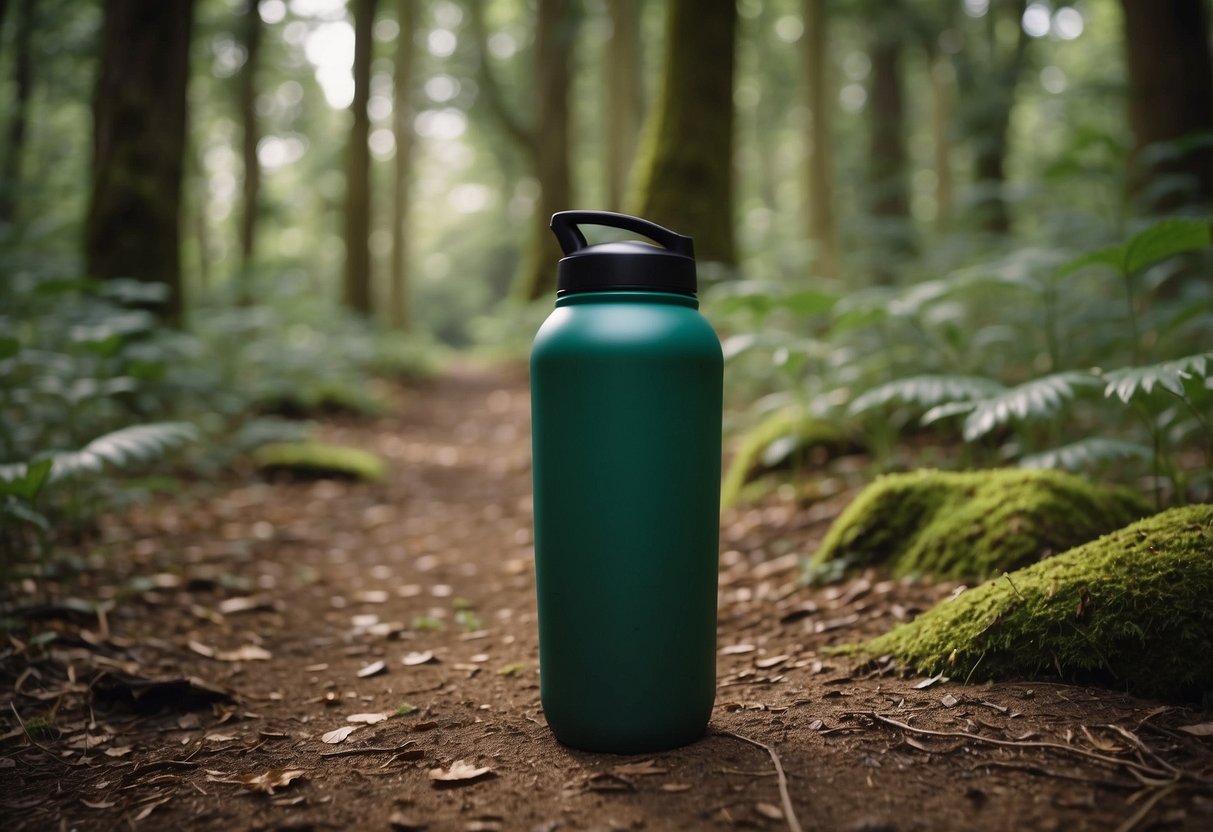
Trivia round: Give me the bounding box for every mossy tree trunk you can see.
[1120,0,1213,211]
[0,0,33,224]
[342,0,377,316]
[801,0,837,276]
[630,0,737,265]
[605,0,643,214]
[84,0,195,323]
[237,0,263,303]
[389,0,417,329]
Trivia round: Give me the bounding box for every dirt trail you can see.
[2,367,1212,831]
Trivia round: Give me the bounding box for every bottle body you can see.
[530,291,723,753]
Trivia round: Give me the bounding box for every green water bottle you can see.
[530,210,723,753]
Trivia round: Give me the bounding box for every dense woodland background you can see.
[2,0,1212,554]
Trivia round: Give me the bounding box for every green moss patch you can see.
[844,505,1213,701]
[721,408,846,508]
[253,442,386,482]
[807,468,1148,581]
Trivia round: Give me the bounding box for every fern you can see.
[1101,352,1212,403]
[47,422,198,480]
[961,371,1100,441]
[848,375,1005,416]
[1059,218,1210,277]
[1018,438,1151,471]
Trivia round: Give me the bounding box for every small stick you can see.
[9,702,82,767]
[715,730,804,832]
[1114,785,1178,832]
[320,741,418,759]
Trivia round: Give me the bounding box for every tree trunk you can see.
[237,0,263,299]
[868,24,912,280]
[631,0,737,264]
[1121,0,1213,210]
[389,0,416,329]
[0,0,35,224]
[342,0,377,316]
[929,50,955,229]
[801,0,837,276]
[84,0,195,323]
[605,0,643,213]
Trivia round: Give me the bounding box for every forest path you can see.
[3,366,1211,831]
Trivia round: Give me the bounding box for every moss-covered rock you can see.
[807,468,1149,580]
[843,505,1213,701]
[253,442,386,482]
[721,409,845,508]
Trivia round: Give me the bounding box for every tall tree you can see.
[631,0,737,264]
[343,0,377,315]
[0,0,34,223]
[927,45,956,229]
[605,0,643,213]
[954,0,1029,234]
[801,0,837,276]
[237,0,263,298]
[1121,0,1213,210]
[84,0,195,322]
[389,0,417,329]
[472,0,577,300]
[868,6,913,277]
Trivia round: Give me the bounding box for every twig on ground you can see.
[9,702,83,767]
[715,729,804,832]
[1114,785,1178,832]
[319,740,418,759]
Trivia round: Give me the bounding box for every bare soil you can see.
[3,367,1212,832]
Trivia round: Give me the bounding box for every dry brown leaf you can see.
[215,644,272,662]
[347,712,391,725]
[402,651,436,666]
[356,660,387,678]
[207,767,306,795]
[755,654,790,669]
[755,802,784,820]
[206,732,238,743]
[188,640,215,658]
[661,783,692,793]
[218,596,278,615]
[721,643,755,655]
[80,798,117,809]
[612,759,668,776]
[321,726,358,744]
[103,745,132,757]
[940,693,959,708]
[1178,722,1213,736]
[429,760,493,785]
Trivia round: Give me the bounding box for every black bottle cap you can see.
[550,211,697,297]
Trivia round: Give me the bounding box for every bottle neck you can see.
[554,291,699,309]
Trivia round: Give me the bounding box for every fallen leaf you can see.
[188,640,215,658]
[612,759,668,776]
[402,651,435,666]
[206,732,238,743]
[913,673,949,689]
[721,643,755,655]
[104,745,133,757]
[661,783,692,792]
[429,760,493,785]
[347,712,391,724]
[321,726,358,744]
[755,803,784,820]
[940,694,959,708]
[356,590,391,604]
[357,660,387,678]
[207,768,306,795]
[496,662,526,676]
[215,645,272,662]
[755,655,790,670]
[388,811,428,831]
[1178,723,1213,737]
[80,798,117,809]
[218,596,278,615]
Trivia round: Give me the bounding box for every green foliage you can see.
[844,504,1213,702]
[252,442,387,482]
[1058,218,1210,278]
[807,469,1149,581]
[720,407,846,508]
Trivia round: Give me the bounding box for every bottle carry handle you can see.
[550,211,694,259]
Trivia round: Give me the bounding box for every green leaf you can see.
[962,371,1100,441]
[1102,352,1212,403]
[1018,438,1152,471]
[50,422,197,481]
[1057,246,1124,278]
[0,459,53,500]
[1,498,50,531]
[0,336,20,360]
[848,375,1005,416]
[1123,218,1210,274]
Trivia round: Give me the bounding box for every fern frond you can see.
[962,371,1099,441]
[50,422,197,481]
[1018,438,1152,471]
[1102,352,1212,403]
[848,375,1005,416]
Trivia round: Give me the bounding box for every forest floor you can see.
[3,366,1213,832]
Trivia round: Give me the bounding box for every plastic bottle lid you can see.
[550,211,697,297]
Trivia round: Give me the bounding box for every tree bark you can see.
[84,0,195,323]
[343,0,377,316]
[801,0,837,276]
[605,0,643,213]
[868,25,912,277]
[1121,0,1213,210]
[631,0,737,264]
[929,49,955,229]
[389,0,416,329]
[0,0,35,224]
[237,0,263,297]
